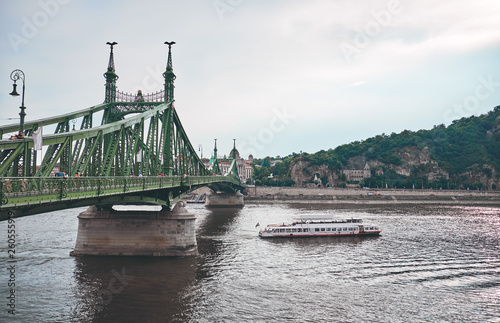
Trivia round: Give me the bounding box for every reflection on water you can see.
[0,204,498,322]
[71,256,197,322]
[197,207,242,237]
[262,234,381,247]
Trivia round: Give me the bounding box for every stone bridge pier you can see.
[205,190,244,207]
[71,201,197,257]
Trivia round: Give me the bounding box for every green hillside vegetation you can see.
[253,106,500,190]
[252,156,296,187]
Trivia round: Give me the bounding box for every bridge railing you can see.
[115,89,165,102]
[0,175,242,208]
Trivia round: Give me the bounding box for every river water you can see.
[1,203,499,322]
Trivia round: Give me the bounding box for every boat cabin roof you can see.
[293,215,363,223]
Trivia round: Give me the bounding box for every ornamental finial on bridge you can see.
[106,41,117,50]
[105,42,118,70]
[164,41,176,71]
[164,41,175,49]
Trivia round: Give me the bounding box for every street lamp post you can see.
[9,69,26,134]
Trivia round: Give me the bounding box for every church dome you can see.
[229,147,240,159]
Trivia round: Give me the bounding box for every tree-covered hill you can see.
[253,106,500,190]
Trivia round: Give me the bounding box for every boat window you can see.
[315,228,320,232]
[298,228,302,232]
[343,227,347,231]
[320,228,325,231]
[280,229,285,233]
[304,228,309,232]
[292,229,297,232]
[349,227,354,231]
[326,228,331,231]
[286,229,291,233]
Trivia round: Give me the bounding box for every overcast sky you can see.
[1,0,499,159]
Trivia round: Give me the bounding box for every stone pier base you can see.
[71,201,197,257]
[205,191,244,207]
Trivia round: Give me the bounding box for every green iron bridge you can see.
[0,42,245,221]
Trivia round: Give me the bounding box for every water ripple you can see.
[1,204,499,322]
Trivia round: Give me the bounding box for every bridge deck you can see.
[1,175,243,220]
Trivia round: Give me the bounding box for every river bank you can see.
[243,186,500,205]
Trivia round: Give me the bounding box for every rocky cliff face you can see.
[288,158,339,187]
[459,164,497,189]
[288,147,462,188]
[387,147,449,181]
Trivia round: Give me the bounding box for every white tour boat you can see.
[258,215,382,238]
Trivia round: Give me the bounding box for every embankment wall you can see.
[243,186,500,205]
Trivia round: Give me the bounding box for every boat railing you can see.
[294,215,363,223]
[293,219,363,224]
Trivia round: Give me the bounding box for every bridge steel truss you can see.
[0,101,210,177]
[0,100,244,220]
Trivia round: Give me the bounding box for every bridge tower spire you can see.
[232,139,237,159]
[104,42,119,103]
[163,41,176,103]
[211,139,221,174]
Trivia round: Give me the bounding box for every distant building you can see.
[270,160,283,167]
[202,158,211,169]
[219,161,231,175]
[342,163,371,182]
[208,147,254,183]
[243,161,253,182]
[229,147,254,183]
